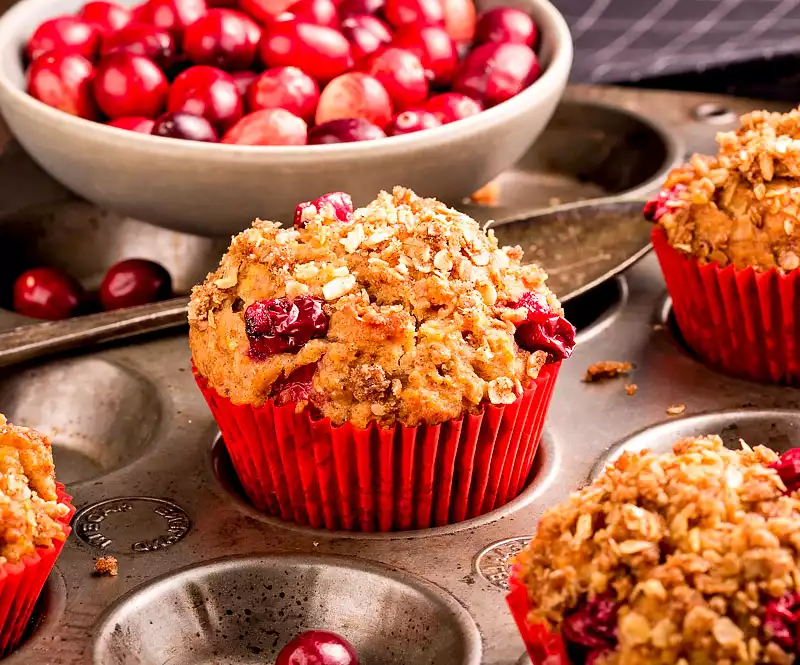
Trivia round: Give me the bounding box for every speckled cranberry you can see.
[27,52,98,120]
[340,14,392,62]
[93,52,168,119]
[275,631,359,665]
[152,110,220,140]
[293,191,353,227]
[100,23,176,69]
[392,24,457,86]
[365,47,427,110]
[107,115,156,132]
[643,184,687,222]
[183,8,262,70]
[77,1,133,34]
[452,42,540,107]
[168,65,243,130]
[386,108,439,135]
[13,267,85,320]
[247,66,319,122]
[271,362,318,405]
[424,91,481,124]
[139,0,208,40]
[512,292,576,362]
[245,295,329,358]
[26,17,100,62]
[307,117,385,144]
[475,7,536,48]
[384,0,442,28]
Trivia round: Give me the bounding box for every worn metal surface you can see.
[0,85,796,665]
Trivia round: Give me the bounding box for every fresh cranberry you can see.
[453,42,540,107]
[392,25,457,86]
[765,592,800,651]
[384,0,442,28]
[93,52,168,119]
[770,449,800,494]
[287,0,338,28]
[208,0,239,6]
[131,3,150,22]
[441,0,474,43]
[424,91,481,124]
[77,2,133,34]
[643,184,687,222]
[139,0,208,40]
[27,52,98,120]
[183,8,261,69]
[152,111,219,140]
[238,0,296,24]
[365,47,426,110]
[259,20,353,83]
[168,66,243,130]
[293,191,353,227]
[475,7,536,48]
[230,69,258,97]
[512,292,576,362]
[271,362,318,405]
[100,24,176,69]
[308,117,385,143]
[275,631,359,665]
[340,14,391,62]
[337,0,385,20]
[221,108,307,144]
[386,108,439,135]
[25,17,100,62]
[247,66,319,122]
[99,259,173,311]
[107,115,156,132]
[244,295,328,358]
[315,71,392,127]
[13,268,84,320]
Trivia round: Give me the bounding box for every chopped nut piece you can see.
[625,383,638,396]
[667,404,686,416]
[468,179,500,206]
[584,361,633,382]
[322,275,356,300]
[94,556,118,577]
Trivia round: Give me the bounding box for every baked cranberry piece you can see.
[441,0,475,43]
[139,0,208,40]
[765,592,800,651]
[168,66,243,130]
[13,267,84,320]
[221,108,307,145]
[384,0,442,28]
[275,631,359,665]
[99,259,173,310]
[386,108,440,135]
[453,42,540,107]
[338,0,385,20]
[365,47,427,111]
[26,17,100,62]
[315,72,392,127]
[424,92,481,124]
[308,117,385,144]
[475,7,536,48]
[247,66,319,122]
[392,25,457,86]
[562,594,618,665]
[238,0,296,24]
[93,52,168,119]
[293,191,353,227]
[230,69,258,97]
[340,14,392,62]
[183,8,261,70]
[100,24,176,70]
[770,449,800,494]
[512,292,576,362]
[27,52,98,120]
[642,184,687,223]
[287,0,339,28]
[107,115,156,132]
[271,362,318,405]
[245,295,329,358]
[152,111,219,140]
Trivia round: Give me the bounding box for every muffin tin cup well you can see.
[0,483,74,657]
[652,227,800,385]
[194,364,560,533]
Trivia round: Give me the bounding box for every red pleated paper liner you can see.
[0,482,74,657]
[507,566,569,665]
[195,363,560,532]
[652,227,800,385]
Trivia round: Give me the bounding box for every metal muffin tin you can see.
[0,86,795,665]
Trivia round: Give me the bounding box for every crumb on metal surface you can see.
[584,361,633,382]
[468,179,500,206]
[94,556,118,577]
[625,383,637,396]
[667,403,686,416]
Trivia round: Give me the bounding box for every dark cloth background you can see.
[556,0,800,101]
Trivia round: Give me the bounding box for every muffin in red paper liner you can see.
[0,415,73,657]
[506,436,800,665]
[189,187,574,531]
[645,108,800,384]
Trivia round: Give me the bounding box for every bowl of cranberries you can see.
[0,0,571,236]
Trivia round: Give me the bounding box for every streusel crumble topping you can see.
[514,436,800,665]
[647,109,800,272]
[189,187,574,428]
[0,415,70,564]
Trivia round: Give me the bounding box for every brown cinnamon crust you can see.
[189,187,562,428]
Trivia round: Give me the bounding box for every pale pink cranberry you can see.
[307,117,385,143]
[26,17,100,62]
[221,108,307,144]
[247,66,319,122]
[287,0,339,28]
[315,71,392,127]
[167,65,243,130]
[386,108,439,135]
[340,14,391,62]
[99,259,172,310]
[183,8,261,70]
[424,91,481,123]
[365,47,426,110]
[384,0,442,28]
[337,0,385,20]
[107,115,156,132]
[77,2,133,34]
[276,631,359,665]
[13,267,85,320]
[259,20,353,84]
[245,296,328,357]
[152,110,219,140]
[441,0,474,43]
[230,69,258,97]
[475,7,537,48]
[392,24,456,86]
[139,0,208,39]
[238,0,296,24]
[27,52,98,120]
[100,24,176,69]
[93,52,168,119]
[294,191,353,227]
[453,42,540,107]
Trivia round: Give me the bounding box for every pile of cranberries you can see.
[24,0,541,145]
[11,259,172,320]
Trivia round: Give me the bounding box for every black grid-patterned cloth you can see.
[557,0,800,100]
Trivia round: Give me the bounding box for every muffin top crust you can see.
[647,108,800,272]
[0,415,70,564]
[189,187,574,428]
[513,436,800,665]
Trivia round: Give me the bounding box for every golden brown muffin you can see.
[0,415,70,564]
[648,108,800,272]
[514,436,800,665]
[189,187,575,428]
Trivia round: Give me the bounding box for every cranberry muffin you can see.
[190,187,575,531]
[509,436,800,665]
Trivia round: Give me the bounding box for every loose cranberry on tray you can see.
[99,259,173,311]
[13,267,85,321]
